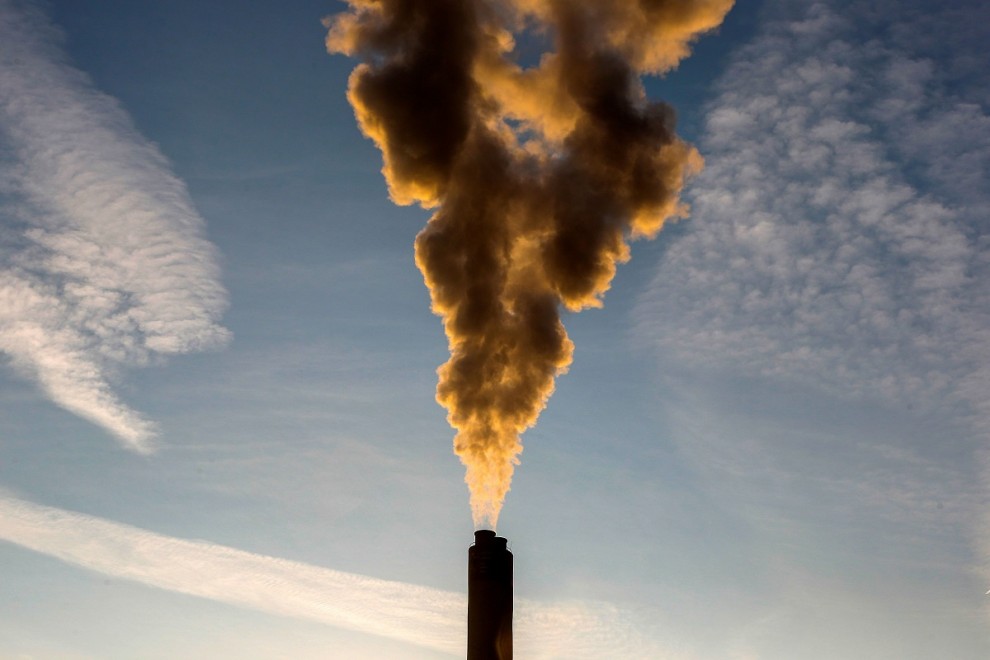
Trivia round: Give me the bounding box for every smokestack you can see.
[468,530,512,660]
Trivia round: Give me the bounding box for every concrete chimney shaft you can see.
[467,530,512,660]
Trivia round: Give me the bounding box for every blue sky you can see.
[1,0,988,658]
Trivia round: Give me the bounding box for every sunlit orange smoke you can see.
[327,0,732,528]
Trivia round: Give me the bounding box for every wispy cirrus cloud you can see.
[633,0,990,632]
[0,0,229,451]
[0,493,682,659]
[638,0,989,413]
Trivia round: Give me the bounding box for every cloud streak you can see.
[634,0,990,622]
[0,0,229,451]
[0,493,680,659]
[637,0,989,415]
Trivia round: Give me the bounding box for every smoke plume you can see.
[327,0,732,527]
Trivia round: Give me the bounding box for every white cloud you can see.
[636,0,989,426]
[0,493,682,660]
[633,0,990,626]
[0,0,229,450]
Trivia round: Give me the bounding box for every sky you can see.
[0,0,987,658]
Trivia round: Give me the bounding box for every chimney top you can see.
[473,529,509,550]
[475,529,496,543]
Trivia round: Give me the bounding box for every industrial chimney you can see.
[468,530,512,660]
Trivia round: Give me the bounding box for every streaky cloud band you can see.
[0,494,679,659]
[0,0,229,450]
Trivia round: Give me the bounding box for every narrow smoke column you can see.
[468,530,512,660]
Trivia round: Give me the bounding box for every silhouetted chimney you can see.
[467,530,512,660]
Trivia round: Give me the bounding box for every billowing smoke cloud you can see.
[326,0,733,527]
[0,0,229,451]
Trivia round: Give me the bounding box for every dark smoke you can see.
[327,0,733,527]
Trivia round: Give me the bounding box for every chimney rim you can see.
[474,529,497,543]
